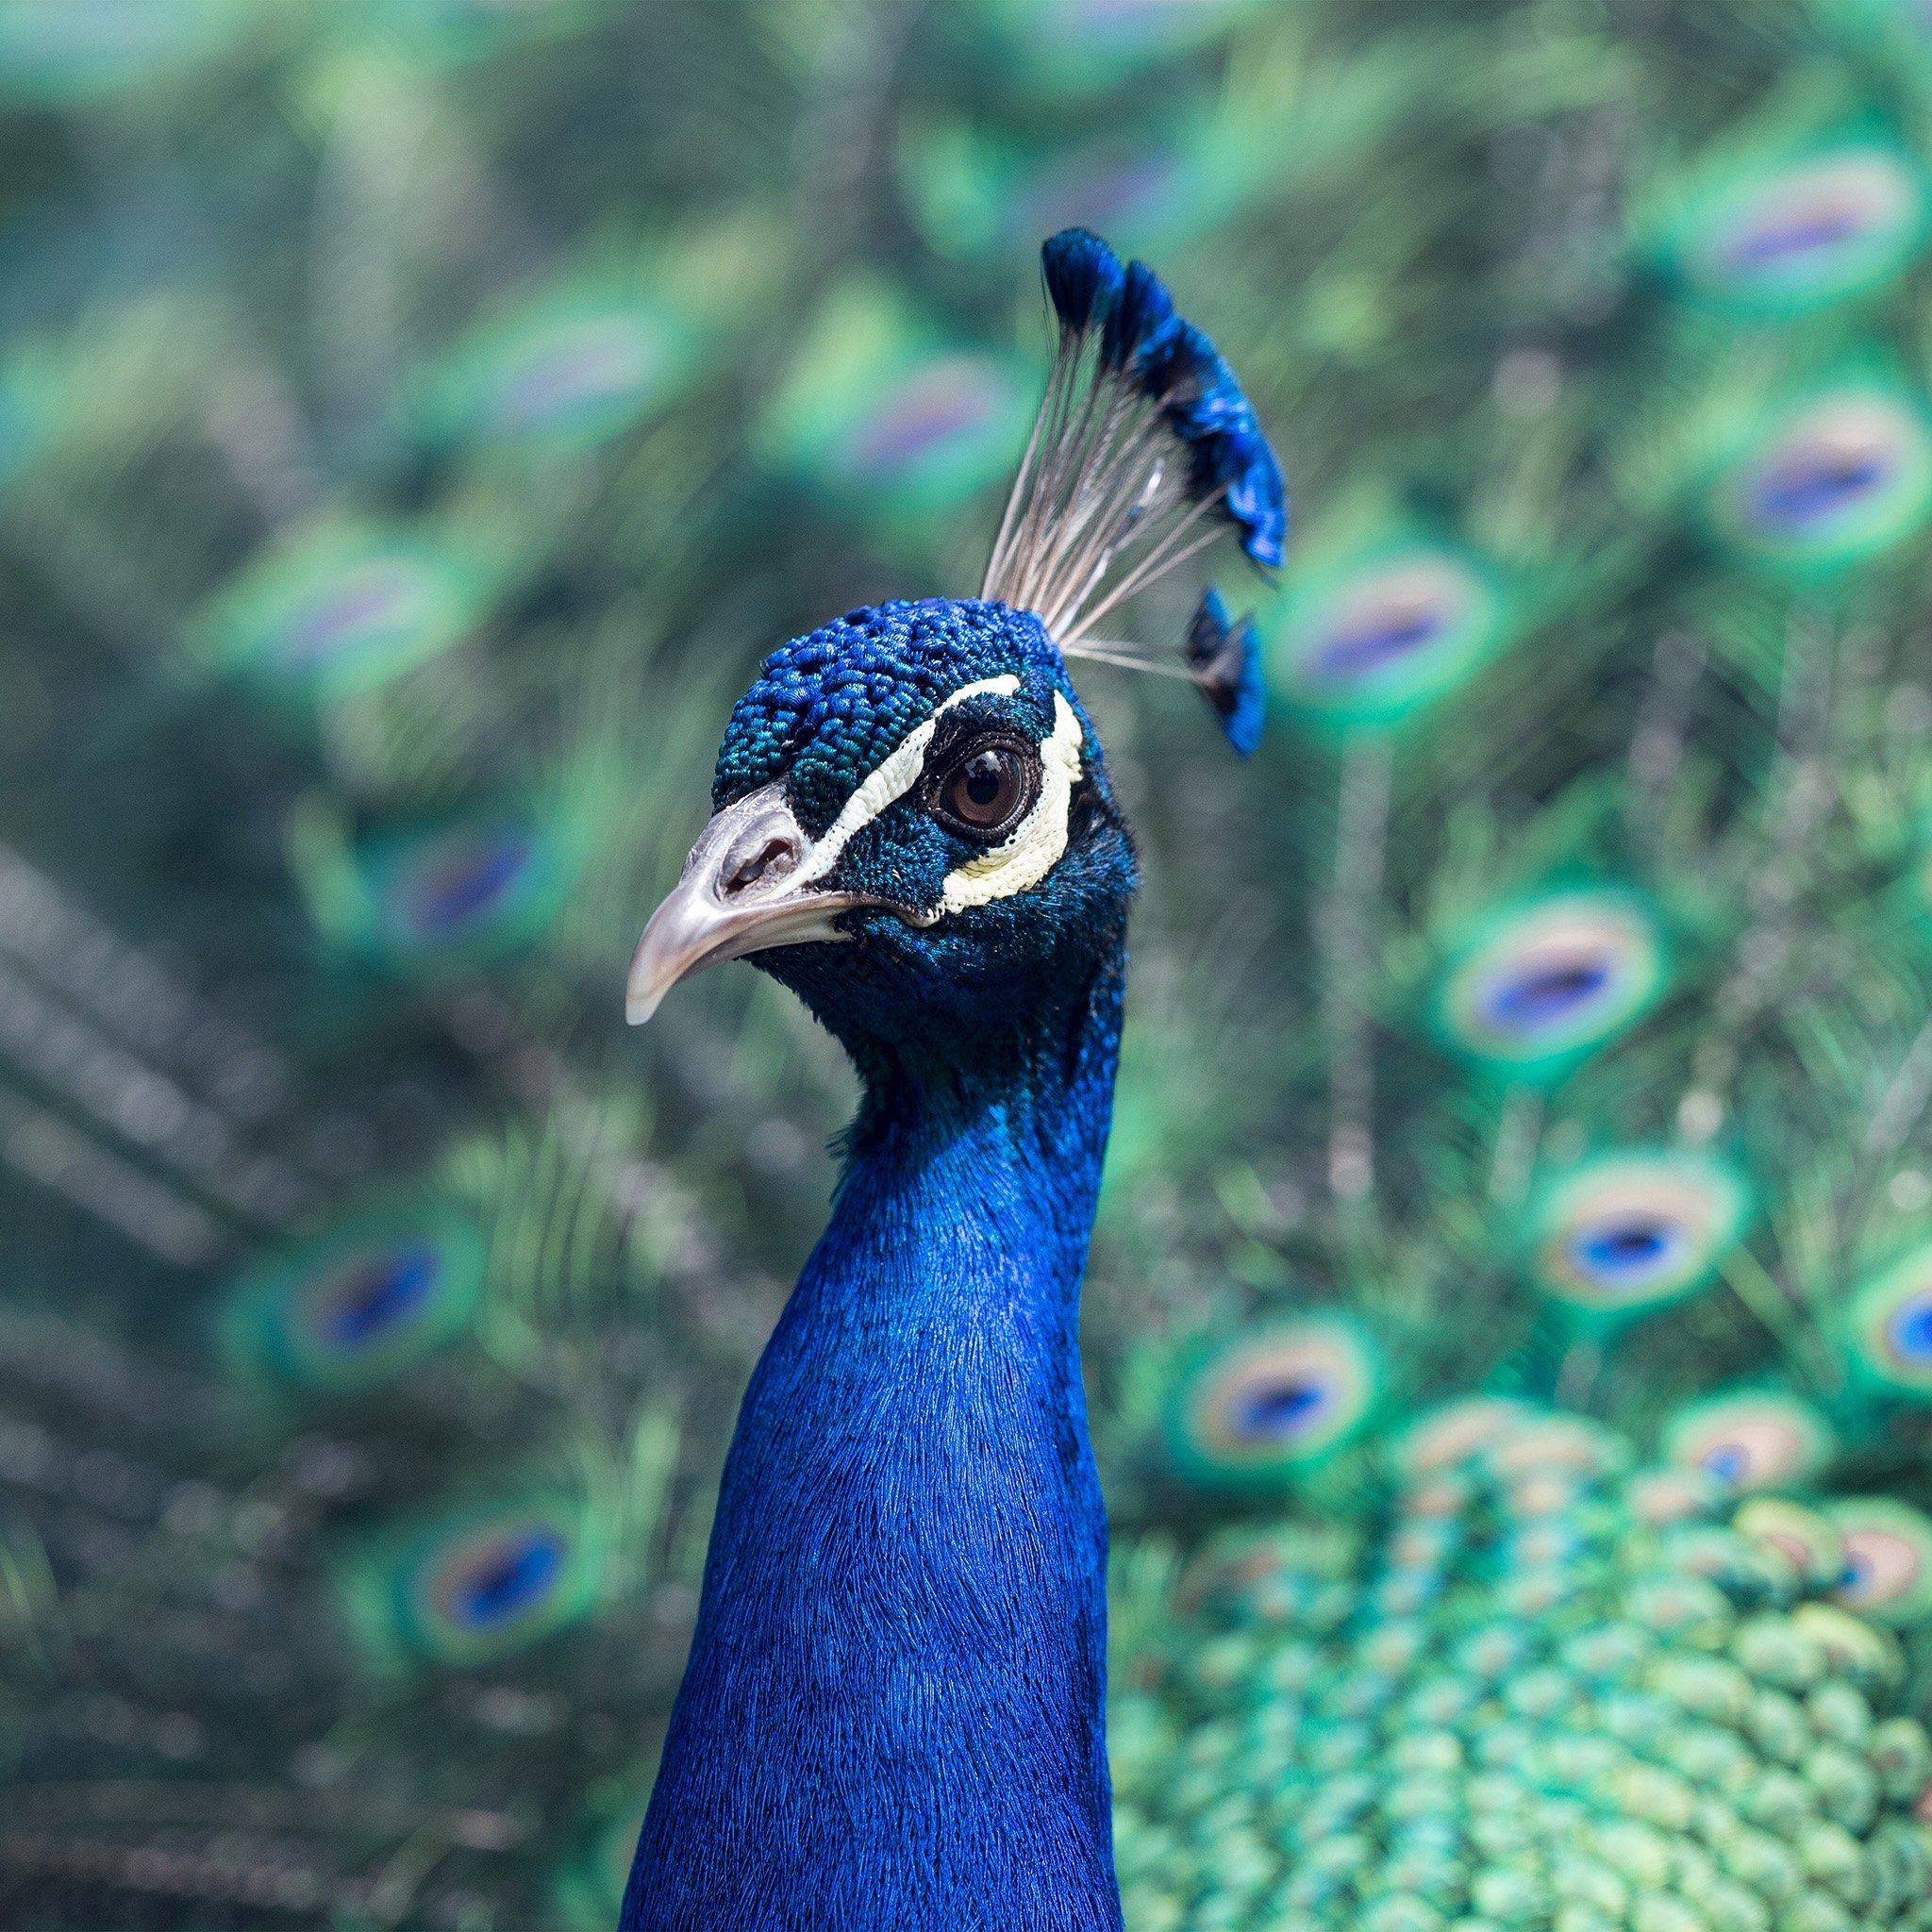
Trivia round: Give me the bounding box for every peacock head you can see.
[625,229,1285,1064]
[625,596,1137,1059]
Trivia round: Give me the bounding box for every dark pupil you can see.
[952,751,1017,825]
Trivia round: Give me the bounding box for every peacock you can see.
[617,225,1279,1928]
[6,1,1932,1929]
[611,224,1932,1931]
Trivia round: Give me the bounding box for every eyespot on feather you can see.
[220,1204,487,1395]
[407,273,699,456]
[380,1498,608,1667]
[1432,889,1668,1079]
[1826,1499,1932,1624]
[346,814,580,966]
[1658,141,1928,316]
[197,521,493,703]
[764,285,1037,521]
[1262,537,1505,729]
[1523,1149,1750,1321]
[1843,1240,1932,1399]
[1709,377,1932,574]
[1166,1318,1380,1488]
[1659,1389,1837,1494]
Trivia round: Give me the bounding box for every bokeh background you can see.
[7,0,1932,1925]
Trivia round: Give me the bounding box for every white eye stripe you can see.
[940,693,1082,912]
[790,675,1021,891]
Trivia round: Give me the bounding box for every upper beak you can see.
[626,783,868,1025]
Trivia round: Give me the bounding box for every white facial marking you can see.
[940,692,1083,912]
[791,675,1020,892]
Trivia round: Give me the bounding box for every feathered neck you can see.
[624,930,1127,1932]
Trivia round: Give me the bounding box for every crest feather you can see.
[981,229,1286,749]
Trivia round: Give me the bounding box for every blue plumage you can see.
[1149,324,1287,566]
[984,228,1286,661]
[626,599,1136,1928]
[1099,256,1178,374]
[713,598,1067,829]
[1186,585,1266,756]
[1208,422,1287,567]
[1041,225,1125,332]
[622,229,1283,1926]
[625,949,1129,1930]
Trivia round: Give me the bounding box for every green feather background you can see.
[5,0,1932,1925]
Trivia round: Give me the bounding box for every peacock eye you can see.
[933,739,1036,840]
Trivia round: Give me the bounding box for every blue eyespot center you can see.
[451,1529,567,1627]
[323,1243,440,1345]
[494,329,646,425]
[1485,958,1611,1030]
[1314,601,1445,681]
[849,367,1002,473]
[1234,1378,1328,1440]
[1728,205,1866,272]
[287,573,417,666]
[1752,448,1887,527]
[1886,1293,1932,1359]
[1701,1443,1749,1485]
[406,835,533,933]
[1572,1216,1680,1286]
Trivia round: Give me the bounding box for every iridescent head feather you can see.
[626,231,1286,1037]
[983,228,1285,753]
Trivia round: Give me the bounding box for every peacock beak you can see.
[626,784,869,1025]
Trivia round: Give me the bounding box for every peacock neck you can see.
[625,934,1127,1932]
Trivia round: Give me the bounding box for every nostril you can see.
[723,834,800,898]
